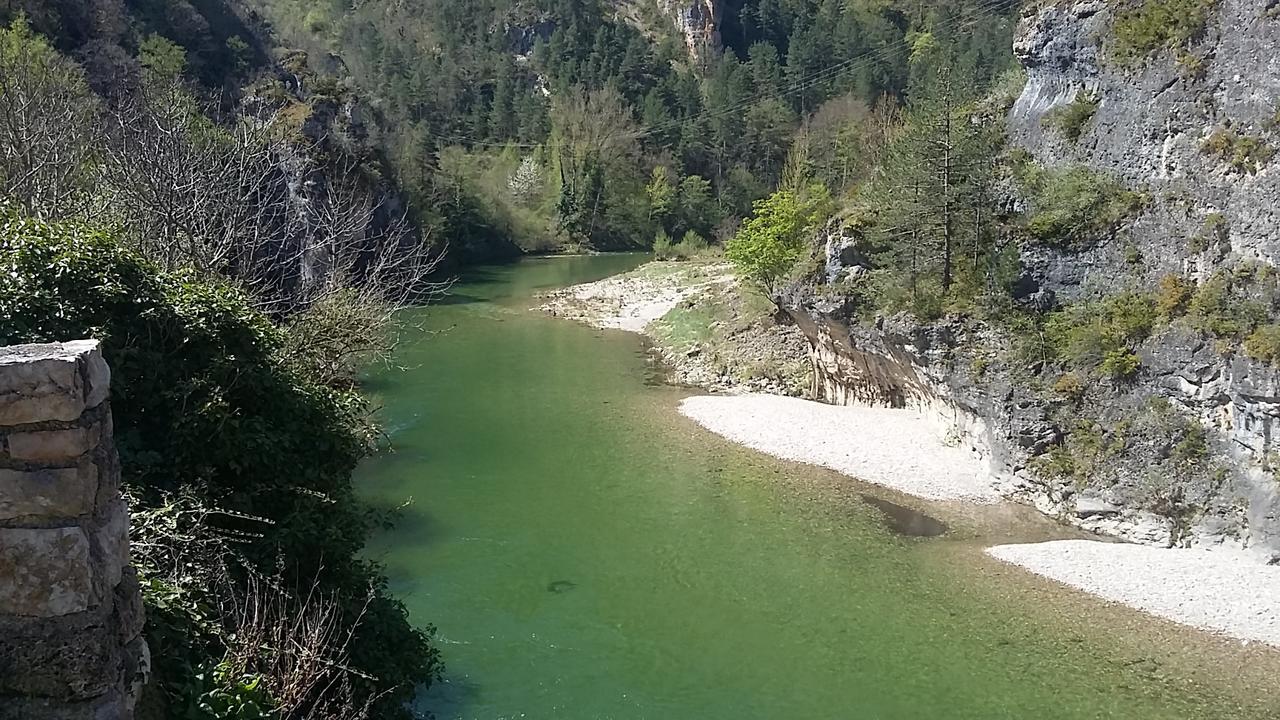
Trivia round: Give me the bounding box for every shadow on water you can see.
[859,494,949,538]
[415,673,484,719]
[546,579,577,594]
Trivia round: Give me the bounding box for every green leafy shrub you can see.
[1187,268,1272,340]
[1201,128,1277,174]
[1013,161,1145,250]
[1045,292,1157,374]
[1111,0,1220,66]
[196,664,276,720]
[653,230,712,260]
[1042,92,1098,142]
[652,229,674,258]
[1100,348,1141,378]
[1245,324,1280,364]
[0,217,438,719]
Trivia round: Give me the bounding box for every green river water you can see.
[357,255,1278,720]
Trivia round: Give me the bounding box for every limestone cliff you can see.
[657,0,722,63]
[783,0,1280,556]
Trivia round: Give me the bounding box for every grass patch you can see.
[1110,0,1220,67]
[1042,92,1099,142]
[1012,158,1146,250]
[1201,128,1276,174]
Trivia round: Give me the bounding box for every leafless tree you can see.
[0,17,103,218]
[98,78,446,319]
[130,493,394,720]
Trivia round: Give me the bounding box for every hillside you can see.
[780,0,1280,555]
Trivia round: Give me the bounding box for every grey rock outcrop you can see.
[0,341,146,720]
[781,1,1280,556]
[657,0,721,64]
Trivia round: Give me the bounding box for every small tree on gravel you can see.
[726,184,832,298]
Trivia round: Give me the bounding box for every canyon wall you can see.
[0,341,146,720]
[784,0,1280,556]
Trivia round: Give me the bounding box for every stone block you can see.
[66,341,111,411]
[0,604,122,701]
[0,462,98,521]
[0,527,92,617]
[7,427,95,464]
[0,688,125,719]
[0,345,86,426]
[92,500,129,591]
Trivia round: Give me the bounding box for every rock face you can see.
[1011,0,1280,281]
[658,0,721,63]
[783,1,1280,556]
[0,341,147,719]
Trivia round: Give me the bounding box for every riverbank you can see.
[540,258,1280,651]
[988,541,1280,646]
[679,394,999,503]
[540,260,811,394]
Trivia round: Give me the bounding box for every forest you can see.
[0,0,1035,718]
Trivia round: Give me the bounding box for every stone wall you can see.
[0,341,146,720]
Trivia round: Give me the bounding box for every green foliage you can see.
[1013,160,1145,250]
[653,229,675,259]
[1201,128,1276,174]
[244,0,1019,259]
[141,34,188,80]
[1032,418,1119,488]
[0,16,101,218]
[1042,92,1098,142]
[655,230,711,260]
[1100,348,1141,378]
[1045,292,1157,376]
[1110,0,1220,66]
[726,186,833,295]
[195,664,277,720]
[1244,324,1280,365]
[1186,267,1273,340]
[0,217,438,719]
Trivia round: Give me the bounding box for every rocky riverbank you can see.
[539,260,811,395]
[542,259,1280,649]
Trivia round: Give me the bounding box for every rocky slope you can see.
[783,0,1280,557]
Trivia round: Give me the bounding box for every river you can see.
[356,255,1279,719]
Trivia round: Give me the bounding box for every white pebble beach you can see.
[678,393,1000,503]
[987,540,1280,647]
[678,392,1280,647]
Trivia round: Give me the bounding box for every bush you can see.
[1042,92,1098,142]
[726,185,833,295]
[1201,128,1276,175]
[1045,292,1157,374]
[655,229,711,260]
[0,217,438,719]
[1052,372,1086,400]
[1156,273,1194,318]
[1111,0,1220,66]
[1187,268,1271,340]
[1245,324,1280,364]
[1013,161,1145,250]
[1100,348,1141,379]
[652,229,675,258]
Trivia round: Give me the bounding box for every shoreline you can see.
[540,259,1280,650]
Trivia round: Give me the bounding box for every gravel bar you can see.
[988,540,1280,646]
[678,394,1000,503]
